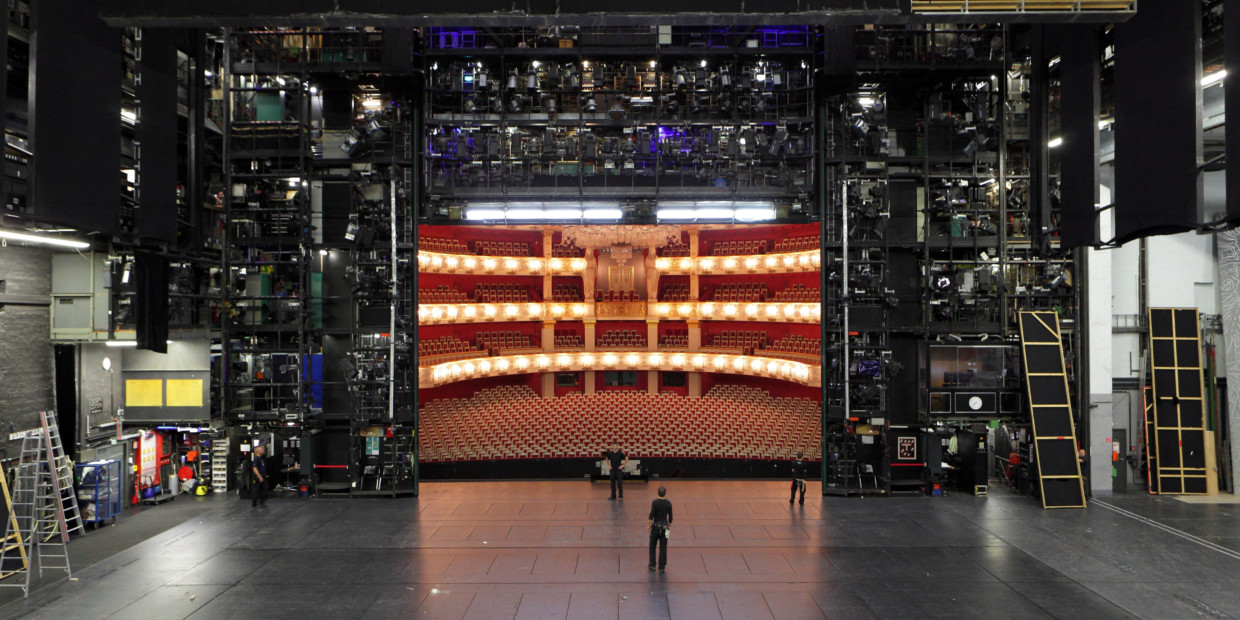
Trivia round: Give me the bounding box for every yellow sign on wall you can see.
[125,380,163,407]
[166,379,203,407]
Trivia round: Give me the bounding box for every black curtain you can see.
[1112,0,1202,244]
[1055,25,1100,250]
[135,251,169,353]
[30,0,121,235]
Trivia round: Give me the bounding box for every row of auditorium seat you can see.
[660,283,690,302]
[710,282,767,302]
[709,240,769,256]
[596,329,646,349]
[418,336,485,365]
[597,289,642,303]
[659,329,689,349]
[772,235,820,253]
[552,284,583,302]
[420,237,471,255]
[475,283,534,303]
[475,240,533,256]
[554,333,584,349]
[419,237,535,257]
[551,242,585,258]
[707,330,768,355]
[476,331,538,354]
[759,334,821,361]
[659,243,691,257]
[771,283,820,302]
[418,384,821,462]
[419,285,471,303]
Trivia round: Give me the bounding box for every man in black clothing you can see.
[250,444,267,507]
[603,442,628,500]
[648,486,673,572]
[790,451,807,504]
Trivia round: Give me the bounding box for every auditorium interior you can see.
[0,1,1239,618]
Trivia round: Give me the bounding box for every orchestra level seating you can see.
[419,385,821,462]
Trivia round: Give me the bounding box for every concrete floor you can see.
[1,481,1239,619]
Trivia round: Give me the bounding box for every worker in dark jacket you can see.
[790,451,807,504]
[250,444,268,507]
[648,486,673,573]
[603,442,628,500]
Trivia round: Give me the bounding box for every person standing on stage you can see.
[648,486,673,573]
[250,444,268,507]
[790,451,807,504]
[603,442,628,500]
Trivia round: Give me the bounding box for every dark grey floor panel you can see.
[0,485,1236,619]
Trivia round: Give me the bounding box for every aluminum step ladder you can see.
[0,411,83,597]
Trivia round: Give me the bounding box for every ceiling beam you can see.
[100,0,1132,27]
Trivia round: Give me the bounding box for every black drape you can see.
[1112,0,1202,244]
[135,251,169,353]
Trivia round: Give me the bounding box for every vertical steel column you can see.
[818,95,829,489]
[220,28,233,416]
[1029,25,1051,256]
[390,178,398,422]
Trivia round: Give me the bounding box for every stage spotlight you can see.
[608,101,627,120]
[582,97,598,113]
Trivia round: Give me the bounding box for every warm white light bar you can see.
[1048,137,1063,149]
[1203,69,1227,88]
[418,251,583,275]
[416,301,822,325]
[105,340,138,347]
[0,230,91,249]
[421,351,819,388]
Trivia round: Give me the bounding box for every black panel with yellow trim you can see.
[1017,311,1086,509]
[1146,308,1209,495]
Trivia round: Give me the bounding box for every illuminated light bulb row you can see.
[654,251,821,275]
[425,352,817,387]
[419,301,820,324]
[418,302,589,324]
[417,252,584,274]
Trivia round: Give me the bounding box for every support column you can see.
[1218,231,1240,490]
[648,370,658,395]
[688,228,701,300]
[542,230,554,301]
[585,372,596,394]
[687,318,702,396]
[542,372,554,398]
[542,321,554,353]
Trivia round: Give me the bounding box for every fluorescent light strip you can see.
[1202,69,1227,87]
[1048,137,1063,149]
[105,341,137,347]
[465,203,623,222]
[0,230,91,249]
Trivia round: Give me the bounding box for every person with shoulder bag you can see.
[647,486,673,573]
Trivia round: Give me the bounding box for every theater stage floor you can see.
[2,480,1240,619]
